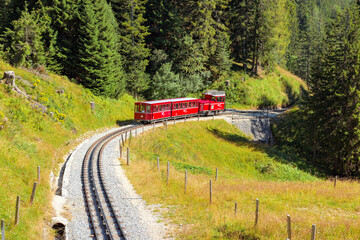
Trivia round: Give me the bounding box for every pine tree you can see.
[108,0,150,98]
[47,0,82,76]
[3,4,45,67]
[76,0,125,97]
[308,6,360,176]
[150,62,181,99]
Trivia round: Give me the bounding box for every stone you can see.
[3,71,15,87]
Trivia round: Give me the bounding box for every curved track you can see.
[81,125,141,239]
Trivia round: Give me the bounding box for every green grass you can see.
[213,66,307,109]
[0,59,134,239]
[125,120,360,239]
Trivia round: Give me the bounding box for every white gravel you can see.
[53,125,169,240]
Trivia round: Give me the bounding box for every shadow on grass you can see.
[115,119,137,126]
[207,125,330,178]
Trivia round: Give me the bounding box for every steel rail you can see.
[82,126,138,239]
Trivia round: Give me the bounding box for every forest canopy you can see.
[0,0,353,99]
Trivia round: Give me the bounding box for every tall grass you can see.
[213,66,307,109]
[125,120,360,239]
[0,60,134,239]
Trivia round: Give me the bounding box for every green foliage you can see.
[76,0,125,97]
[285,0,353,81]
[2,5,45,67]
[109,0,150,98]
[307,6,360,176]
[150,62,181,99]
[275,6,360,177]
[211,68,306,108]
[228,0,291,73]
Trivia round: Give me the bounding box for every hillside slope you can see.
[0,60,134,239]
[211,65,307,109]
[125,120,360,239]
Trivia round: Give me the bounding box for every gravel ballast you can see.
[54,125,168,240]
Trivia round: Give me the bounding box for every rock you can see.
[3,71,15,87]
[56,89,65,95]
[32,102,47,113]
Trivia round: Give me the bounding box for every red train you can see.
[134,90,226,123]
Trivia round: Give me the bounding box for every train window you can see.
[154,105,158,112]
[167,104,170,110]
[146,105,151,113]
[140,105,145,112]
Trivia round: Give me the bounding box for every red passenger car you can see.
[134,90,225,123]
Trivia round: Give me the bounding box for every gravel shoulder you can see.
[53,125,169,240]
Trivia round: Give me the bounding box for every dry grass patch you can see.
[124,120,360,239]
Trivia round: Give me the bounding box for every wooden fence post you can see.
[210,179,212,204]
[234,202,238,217]
[153,123,155,132]
[157,157,159,171]
[215,168,218,181]
[167,161,170,185]
[185,116,186,123]
[1,219,4,240]
[127,147,129,166]
[142,126,144,133]
[287,214,291,240]
[15,196,20,226]
[174,118,176,125]
[165,120,168,130]
[90,102,95,112]
[311,225,316,240]
[255,199,259,226]
[185,170,187,194]
[334,176,337,188]
[198,114,200,121]
[119,140,122,158]
[37,166,40,184]
[121,134,124,146]
[30,182,37,205]
[135,128,137,136]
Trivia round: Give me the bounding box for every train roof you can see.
[203,90,226,96]
[140,97,198,105]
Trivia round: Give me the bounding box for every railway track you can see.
[80,109,283,239]
[82,125,142,240]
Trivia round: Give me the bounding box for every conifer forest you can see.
[2,0,360,177]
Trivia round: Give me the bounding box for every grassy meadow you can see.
[212,66,307,110]
[124,120,360,239]
[0,60,134,239]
